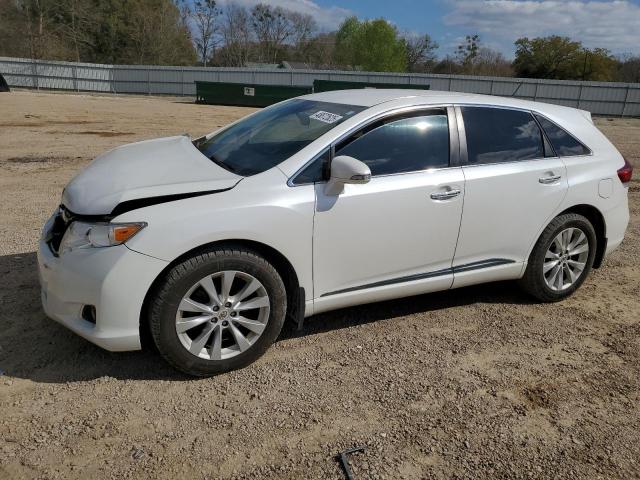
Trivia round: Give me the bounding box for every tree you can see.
[403,33,438,73]
[473,47,513,76]
[455,34,480,69]
[218,2,253,67]
[335,17,406,72]
[616,55,640,83]
[192,0,220,66]
[251,4,292,63]
[513,35,616,81]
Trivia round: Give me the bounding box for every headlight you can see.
[59,221,147,253]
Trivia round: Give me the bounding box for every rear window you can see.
[534,114,591,157]
[462,106,545,165]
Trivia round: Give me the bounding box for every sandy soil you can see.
[0,90,639,479]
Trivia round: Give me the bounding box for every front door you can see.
[312,107,465,311]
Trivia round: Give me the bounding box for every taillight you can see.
[618,157,633,184]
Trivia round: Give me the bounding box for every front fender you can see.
[117,169,316,299]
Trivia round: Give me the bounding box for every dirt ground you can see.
[0,90,639,480]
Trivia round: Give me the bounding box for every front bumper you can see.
[38,225,168,352]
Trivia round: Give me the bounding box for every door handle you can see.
[539,174,562,184]
[430,189,461,200]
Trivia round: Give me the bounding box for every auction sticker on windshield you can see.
[310,111,344,124]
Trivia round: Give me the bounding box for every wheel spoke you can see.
[233,278,261,303]
[189,322,215,355]
[176,315,211,333]
[228,322,251,352]
[209,325,222,360]
[553,236,563,253]
[199,276,221,306]
[548,263,561,285]
[555,264,564,290]
[235,295,269,311]
[567,259,585,270]
[567,231,586,251]
[543,259,559,273]
[565,264,577,283]
[233,316,266,335]
[545,250,560,260]
[179,298,212,314]
[569,243,589,256]
[221,271,235,301]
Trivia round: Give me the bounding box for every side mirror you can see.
[325,155,371,195]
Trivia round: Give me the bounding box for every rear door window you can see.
[534,114,591,157]
[461,106,545,165]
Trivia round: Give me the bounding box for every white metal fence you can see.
[2,56,639,116]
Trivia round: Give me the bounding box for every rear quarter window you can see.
[534,114,591,157]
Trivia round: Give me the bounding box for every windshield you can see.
[196,99,365,176]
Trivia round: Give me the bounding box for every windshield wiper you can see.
[209,154,238,174]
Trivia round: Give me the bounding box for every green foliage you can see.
[514,36,616,81]
[335,17,407,72]
[0,1,630,81]
[0,0,196,65]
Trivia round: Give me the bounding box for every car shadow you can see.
[0,251,535,383]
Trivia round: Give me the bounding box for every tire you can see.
[149,246,287,376]
[519,213,597,302]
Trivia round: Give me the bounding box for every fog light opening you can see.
[81,305,96,324]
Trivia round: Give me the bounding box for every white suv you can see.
[38,90,632,376]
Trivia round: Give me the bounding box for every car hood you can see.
[62,135,242,215]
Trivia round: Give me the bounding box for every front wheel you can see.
[519,213,596,302]
[149,246,287,376]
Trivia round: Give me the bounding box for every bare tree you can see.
[219,3,253,66]
[473,47,513,76]
[403,33,438,72]
[54,0,97,62]
[193,0,220,66]
[287,11,317,62]
[251,4,291,63]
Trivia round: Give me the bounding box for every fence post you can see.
[181,67,184,96]
[533,82,539,101]
[73,64,78,92]
[448,76,452,91]
[622,84,630,117]
[32,58,39,90]
[290,70,294,86]
[489,79,494,95]
[147,66,151,95]
[577,83,583,109]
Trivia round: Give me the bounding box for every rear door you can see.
[452,105,568,286]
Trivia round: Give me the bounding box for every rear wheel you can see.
[149,246,287,376]
[519,213,596,302]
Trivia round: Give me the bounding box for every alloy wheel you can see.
[543,227,590,292]
[175,270,270,360]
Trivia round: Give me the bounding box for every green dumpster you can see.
[196,81,312,107]
[313,79,430,93]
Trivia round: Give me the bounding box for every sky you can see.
[216,0,640,57]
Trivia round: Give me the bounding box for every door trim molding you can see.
[320,258,515,297]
